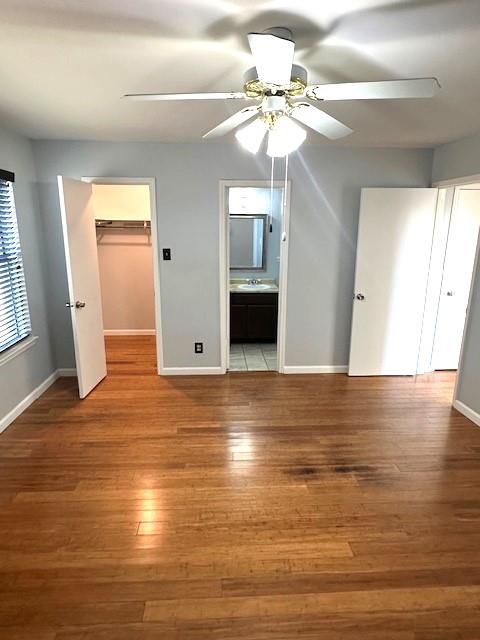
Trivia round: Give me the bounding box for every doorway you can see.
[430,184,480,371]
[220,180,290,374]
[91,182,157,375]
[83,178,163,377]
[58,176,163,398]
[348,185,480,384]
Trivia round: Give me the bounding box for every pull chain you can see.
[281,153,289,239]
[269,156,275,232]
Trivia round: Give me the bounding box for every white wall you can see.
[32,140,432,371]
[0,126,55,424]
[92,184,151,221]
[97,231,155,332]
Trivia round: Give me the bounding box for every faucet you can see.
[248,278,261,285]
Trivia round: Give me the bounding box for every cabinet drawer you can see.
[230,292,278,306]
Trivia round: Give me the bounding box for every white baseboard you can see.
[0,368,78,435]
[453,399,480,427]
[0,370,59,434]
[283,365,348,374]
[161,366,224,376]
[104,330,155,336]
[57,368,77,377]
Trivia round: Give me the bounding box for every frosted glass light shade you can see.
[267,116,306,157]
[235,118,268,154]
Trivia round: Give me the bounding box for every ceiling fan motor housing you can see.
[243,64,308,98]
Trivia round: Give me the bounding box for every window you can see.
[0,172,31,354]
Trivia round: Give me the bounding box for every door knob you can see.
[355,293,365,301]
[446,291,455,297]
[75,301,86,308]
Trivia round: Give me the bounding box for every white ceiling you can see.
[0,0,480,147]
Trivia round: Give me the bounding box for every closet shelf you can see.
[95,219,151,231]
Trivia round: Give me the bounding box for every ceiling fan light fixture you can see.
[235,118,268,154]
[126,28,440,153]
[267,116,306,157]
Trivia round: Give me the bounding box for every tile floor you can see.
[229,343,277,371]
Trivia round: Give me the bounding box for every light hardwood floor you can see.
[1,335,480,638]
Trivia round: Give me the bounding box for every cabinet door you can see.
[247,305,278,341]
[230,304,247,341]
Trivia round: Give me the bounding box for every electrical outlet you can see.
[162,248,171,260]
[194,342,203,354]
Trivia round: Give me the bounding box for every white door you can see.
[58,176,107,398]
[349,188,438,376]
[433,188,480,370]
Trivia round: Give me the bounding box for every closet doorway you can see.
[58,176,163,398]
[90,180,158,376]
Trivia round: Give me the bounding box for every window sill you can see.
[0,336,39,367]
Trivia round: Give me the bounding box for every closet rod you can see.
[95,219,151,230]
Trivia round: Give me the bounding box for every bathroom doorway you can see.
[219,181,290,373]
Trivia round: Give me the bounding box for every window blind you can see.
[0,177,31,354]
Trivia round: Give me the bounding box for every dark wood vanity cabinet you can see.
[230,292,278,342]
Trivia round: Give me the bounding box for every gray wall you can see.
[32,140,432,370]
[284,147,432,366]
[433,132,480,415]
[456,238,480,413]
[0,126,55,420]
[432,130,480,184]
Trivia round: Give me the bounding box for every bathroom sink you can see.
[237,283,272,291]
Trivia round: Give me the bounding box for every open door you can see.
[349,188,438,376]
[433,188,480,370]
[58,176,107,398]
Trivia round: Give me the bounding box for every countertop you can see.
[229,279,279,293]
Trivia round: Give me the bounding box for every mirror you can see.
[229,214,266,271]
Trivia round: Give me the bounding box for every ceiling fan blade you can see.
[290,103,353,140]
[203,106,260,139]
[247,32,295,86]
[307,78,440,101]
[124,92,247,102]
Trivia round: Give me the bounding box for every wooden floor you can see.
[1,336,480,638]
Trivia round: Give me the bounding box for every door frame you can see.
[433,173,480,188]
[452,226,480,409]
[82,176,164,375]
[432,174,480,418]
[428,185,480,371]
[219,179,291,374]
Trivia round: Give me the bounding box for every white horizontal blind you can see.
[0,179,31,353]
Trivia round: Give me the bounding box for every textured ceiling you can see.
[0,0,479,146]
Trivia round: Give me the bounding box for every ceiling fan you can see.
[125,27,440,157]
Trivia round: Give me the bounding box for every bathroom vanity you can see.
[230,281,278,342]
